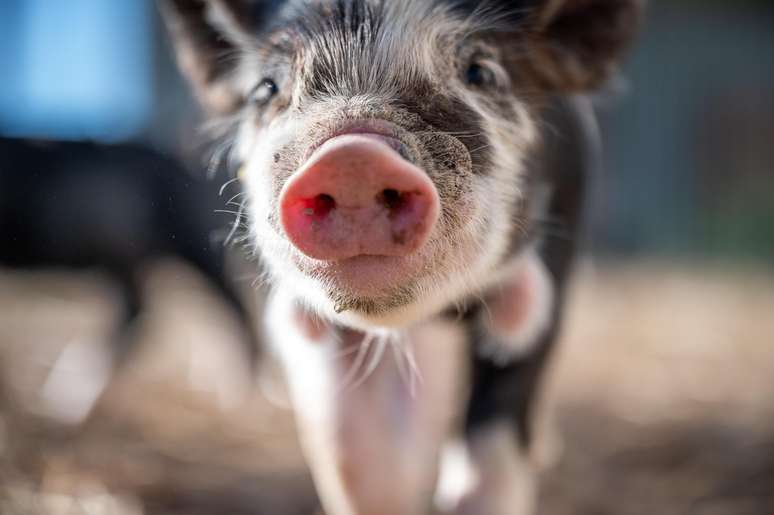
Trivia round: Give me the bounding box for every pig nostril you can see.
[378,188,406,212]
[314,193,336,216]
[301,193,336,219]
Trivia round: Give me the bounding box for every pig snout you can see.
[279,134,440,261]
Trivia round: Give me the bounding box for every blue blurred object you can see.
[0,0,154,141]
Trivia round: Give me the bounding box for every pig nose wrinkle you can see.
[279,134,440,261]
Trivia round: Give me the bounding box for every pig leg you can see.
[447,95,592,513]
[438,423,538,515]
[436,252,559,515]
[266,287,467,515]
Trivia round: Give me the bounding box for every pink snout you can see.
[279,134,440,261]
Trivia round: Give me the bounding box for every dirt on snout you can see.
[1,260,773,515]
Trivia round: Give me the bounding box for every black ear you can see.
[530,0,644,91]
[525,0,644,91]
[157,0,270,114]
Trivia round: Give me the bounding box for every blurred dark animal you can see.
[0,137,257,394]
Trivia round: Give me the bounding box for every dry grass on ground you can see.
[1,261,773,514]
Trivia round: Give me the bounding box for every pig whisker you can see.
[226,191,248,206]
[387,333,412,395]
[468,144,492,155]
[233,270,262,285]
[453,134,486,140]
[332,342,363,359]
[338,333,375,391]
[477,289,494,321]
[403,342,423,394]
[203,112,243,179]
[415,130,482,138]
[394,333,424,397]
[222,197,249,245]
[250,270,271,289]
[391,340,412,393]
[208,138,236,179]
[214,209,246,217]
[219,177,240,196]
[349,338,388,392]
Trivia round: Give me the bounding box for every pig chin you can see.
[292,250,431,316]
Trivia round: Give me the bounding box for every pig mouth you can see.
[301,252,431,303]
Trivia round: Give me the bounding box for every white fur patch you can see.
[442,423,537,515]
[435,438,479,511]
[39,339,113,425]
[265,287,353,515]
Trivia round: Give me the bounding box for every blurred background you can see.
[0,1,773,514]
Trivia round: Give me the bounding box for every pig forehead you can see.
[267,0,467,65]
[253,0,504,171]
[275,0,462,29]
[259,0,537,51]
[263,1,481,106]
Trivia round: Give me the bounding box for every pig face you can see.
[161,0,641,328]
[236,4,538,327]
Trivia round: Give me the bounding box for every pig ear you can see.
[158,0,264,114]
[522,0,644,91]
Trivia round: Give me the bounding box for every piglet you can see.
[160,1,642,513]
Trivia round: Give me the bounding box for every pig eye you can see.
[465,63,495,88]
[248,78,279,106]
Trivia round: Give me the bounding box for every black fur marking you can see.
[464,303,559,446]
[401,94,493,176]
[504,95,597,262]
[462,96,596,447]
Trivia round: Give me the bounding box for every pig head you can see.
[160,0,640,327]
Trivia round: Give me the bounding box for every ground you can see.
[1,260,773,514]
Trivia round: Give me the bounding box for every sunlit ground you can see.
[1,260,773,514]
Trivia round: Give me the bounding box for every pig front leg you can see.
[437,423,539,515]
[436,252,560,515]
[266,287,467,515]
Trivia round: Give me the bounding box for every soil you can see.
[1,260,773,514]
